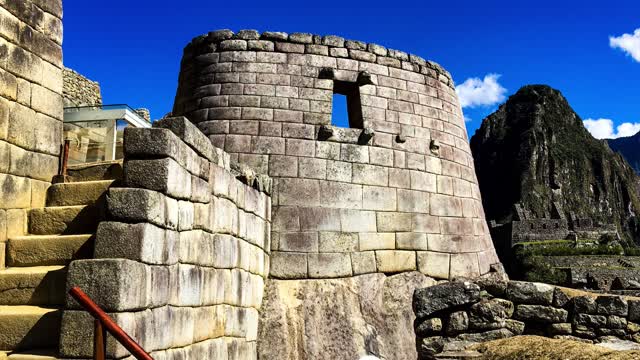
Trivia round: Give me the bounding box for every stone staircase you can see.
[0,162,120,359]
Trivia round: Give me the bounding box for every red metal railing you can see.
[68,287,154,360]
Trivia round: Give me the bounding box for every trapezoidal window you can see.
[331,80,364,129]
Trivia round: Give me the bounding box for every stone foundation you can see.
[413,278,640,359]
[59,117,271,359]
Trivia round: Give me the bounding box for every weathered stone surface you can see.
[596,296,628,316]
[574,313,606,328]
[445,311,469,336]
[413,281,481,320]
[573,296,597,314]
[468,298,514,330]
[547,322,572,336]
[454,328,513,343]
[514,304,568,323]
[258,272,436,360]
[415,317,442,337]
[506,281,554,305]
[417,336,444,358]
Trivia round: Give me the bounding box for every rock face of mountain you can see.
[470,85,640,251]
[608,131,640,175]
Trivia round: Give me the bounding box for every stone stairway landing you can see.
[1,162,120,356]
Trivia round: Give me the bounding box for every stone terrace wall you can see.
[0,0,63,267]
[59,117,271,359]
[413,279,640,359]
[172,29,500,280]
[63,67,102,107]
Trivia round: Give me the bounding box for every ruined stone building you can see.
[0,1,502,359]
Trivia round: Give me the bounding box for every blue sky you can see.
[62,0,640,139]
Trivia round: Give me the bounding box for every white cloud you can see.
[610,29,640,62]
[463,114,472,122]
[455,74,507,108]
[583,118,640,139]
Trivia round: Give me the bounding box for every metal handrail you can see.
[68,287,154,360]
[63,104,139,113]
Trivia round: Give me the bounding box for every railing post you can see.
[61,139,71,176]
[94,319,106,360]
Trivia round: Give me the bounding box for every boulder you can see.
[547,323,572,336]
[258,271,436,360]
[574,313,606,328]
[413,281,481,320]
[417,336,444,359]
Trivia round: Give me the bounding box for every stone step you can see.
[46,180,113,207]
[29,206,102,235]
[0,349,60,359]
[0,266,66,306]
[0,306,61,351]
[66,160,123,182]
[6,235,93,267]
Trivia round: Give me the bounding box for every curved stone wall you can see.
[173,29,500,280]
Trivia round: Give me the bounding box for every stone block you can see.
[362,185,396,211]
[269,252,307,278]
[318,181,362,209]
[397,189,429,213]
[94,222,178,265]
[389,168,411,189]
[298,207,341,231]
[31,84,62,120]
[340,209,376,232]
[514,305,568,323]
[298,158,327,179]
[340,144,369,163]
[351,251,376,274]
[0,174,31,209]
[410,170,436,192]
[318,232,358,252]
[124,158,191,200]
[440,217,474,235]
[396,232,428,250]
[308,253,352,278]
[358,232,395,251]
[369,147,394,167]
[449,252,480,278]
[413,281,480,320]
[285,139,315,157]
[412,214,440,233]
[107,188,166,228]
[506,281,555,305]
[6,209,26,238]
[66,259,150,311]
[596,296,628,316]
[278,178,320,206]
[417,251,450,279]
[272,206,300,231]
[326,160,352,182]
[268,155,298,177]
[375,250,416,273]
[279,232,318,252]
[352,164,388,186]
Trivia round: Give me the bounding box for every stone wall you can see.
[413,279,640,358]
[172,29,500,280]
[0,0,64,267]
[59,117,271,359]
[62,67,102,107]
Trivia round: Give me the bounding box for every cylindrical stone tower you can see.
[173,29,500,280]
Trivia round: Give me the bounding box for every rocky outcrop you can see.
[470,85,640,250]
[257,272,436,360]
[608,131,640,176]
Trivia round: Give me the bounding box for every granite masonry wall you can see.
[413,279,640,359]
[59,117,271,359]
[172,29,500,280]
[62,67,102,107]
[0,0,64,268]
